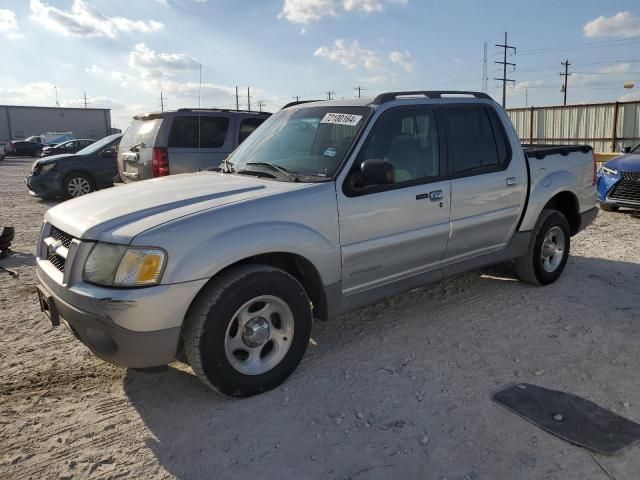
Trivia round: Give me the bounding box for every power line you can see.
[495,31,517,107]
[560,59,571,105]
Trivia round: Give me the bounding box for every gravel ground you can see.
[1,155,640,480]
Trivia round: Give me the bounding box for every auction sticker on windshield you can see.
[320,113,363,127]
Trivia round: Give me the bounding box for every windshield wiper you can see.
[242,162,298,182]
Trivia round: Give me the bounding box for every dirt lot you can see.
[1,155,640,480]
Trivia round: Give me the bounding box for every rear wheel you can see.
[516,209,570,286]
[64,172,95,198]
[183,265,312,397]
[599,202,619,212]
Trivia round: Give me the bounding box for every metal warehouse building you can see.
[0,105,112,142]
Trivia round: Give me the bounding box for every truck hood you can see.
[605,153,640,173]
[45,172,311,242]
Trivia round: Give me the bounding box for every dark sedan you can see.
[26,133,122,199]
[41,139,95,157]
[10,140,45,156]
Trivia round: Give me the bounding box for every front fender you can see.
[151,221,341,286]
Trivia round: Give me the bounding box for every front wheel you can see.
[183,265,312,397]
[516,209,570,286]
[64,172,95,198]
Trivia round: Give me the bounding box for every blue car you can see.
[597,144,640,211]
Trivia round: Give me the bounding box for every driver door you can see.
[337,106,451,296]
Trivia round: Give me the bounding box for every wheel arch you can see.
[542,191,580,235]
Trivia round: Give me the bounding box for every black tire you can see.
[63,172,95,199]
[183,264,312,397]
[599,202,619,212]
[515,209,571,286]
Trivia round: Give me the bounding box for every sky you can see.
[0,0,639,129]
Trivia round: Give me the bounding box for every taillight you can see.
[152,147,169,177]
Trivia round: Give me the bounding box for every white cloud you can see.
[314,39,382,71]
[29,0,163,38]
[570,62,635,86]
[64,95,125,110]
[619,90,640,101]
[0,81,57,104]
[279,0,405,24]
[140,78,236,99]
[128,43,200,78]
[584,11,640,38]
[85,64,103,74]
[389,50,414,72]
[0,9,24,40]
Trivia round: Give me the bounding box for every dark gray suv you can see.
[117,109,269,182]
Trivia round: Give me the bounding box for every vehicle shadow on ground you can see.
[122,255,640,480]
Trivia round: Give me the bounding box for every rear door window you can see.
[445,106,501,174]
[168,116,230,148]
[238,118,265,144]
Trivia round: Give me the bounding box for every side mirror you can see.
[360,158,395,186]
[621,146,632,154]
[102,148,116,158]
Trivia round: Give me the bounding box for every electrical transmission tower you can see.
[494,32,516,108]
[560,59,571,106]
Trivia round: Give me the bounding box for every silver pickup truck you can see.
[35,91,597,396]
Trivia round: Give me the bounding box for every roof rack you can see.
[371,91,493,105]
[176,108,271,115]
[281,100,323,110]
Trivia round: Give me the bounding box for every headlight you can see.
[83,243,166,286]
[40,163,56,174]
[602,165,618,176]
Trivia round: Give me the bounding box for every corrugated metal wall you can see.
[507,100,640,153]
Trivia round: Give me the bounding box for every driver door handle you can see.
[429,190,443,201]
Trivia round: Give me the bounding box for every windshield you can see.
[226,106,371,181]
[77,134,120,155]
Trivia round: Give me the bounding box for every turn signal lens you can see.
[114,248,166,286]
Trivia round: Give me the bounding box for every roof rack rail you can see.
[175,108,271,114]
[371,91,493,105]
[281,100,323,109]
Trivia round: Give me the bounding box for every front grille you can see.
[609,172,640,204]
[49,225,73,248]
[44,225,75,273]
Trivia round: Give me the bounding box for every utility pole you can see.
[160,91,167,111]
[83,92,88,108]
[326,90,335,100]
[295,95,300,102]
[560,59,571,106]
[494,31,516,108]
[235,86,239,111]
[247,87,251,111]
[525,87,528,108]
[198,64,202,108]
[482,42,488,93]
[54,86,60,107]
[257,100,266,112]
[354,86,364,98]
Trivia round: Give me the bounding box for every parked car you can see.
[26,132,75,145]
[0,142,5,161]
[117,108,270,182]
[26,133,122,199]
[35,91,597,396]
[10,140,46,156]
[41,139,95,157]
[597,143,640,211]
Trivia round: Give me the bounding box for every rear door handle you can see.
[506,177,517,186]
[429,190,443,201]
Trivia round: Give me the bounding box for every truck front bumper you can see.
[36,263,208,368]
